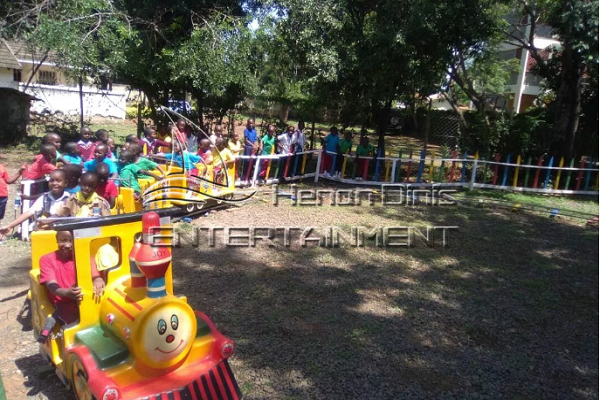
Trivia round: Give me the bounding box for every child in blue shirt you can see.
[243,118,258,177]
[61,142,83,165]
[322,126,340,176]
[63,164,82,194]
[163,141,204,173]
[83,144,118,178]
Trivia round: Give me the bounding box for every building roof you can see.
[0,39,21,69]
[4,40,58,64]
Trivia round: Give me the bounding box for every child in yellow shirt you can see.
[228,131,242,179]
[212,138,235,186]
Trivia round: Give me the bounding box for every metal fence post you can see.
[469,159,478,191]
[251,155,261,186]
[315,150,322,183]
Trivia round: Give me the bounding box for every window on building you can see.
[13,69,21,82]
[38,70,57,85]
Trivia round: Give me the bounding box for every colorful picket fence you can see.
[235,150,321,186]
[314,150,599,195]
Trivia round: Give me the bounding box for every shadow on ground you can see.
[174,204,598,399]
[14,354,67,400]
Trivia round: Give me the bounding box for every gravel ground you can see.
[0,184,597,399]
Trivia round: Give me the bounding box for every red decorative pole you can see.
[532,155,545,189]
[128,241,145,288]
[135,212,172,298]
[491,153,501,185]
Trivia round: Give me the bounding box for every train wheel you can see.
[71,355,95,400]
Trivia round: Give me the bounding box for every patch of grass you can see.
[239,382,255,394]
[90,122,137,144]
[459,189,598,216]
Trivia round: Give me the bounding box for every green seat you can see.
[196,315,211,338]
[75,325,129,369]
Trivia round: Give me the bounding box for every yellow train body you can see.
[29,210,241,400]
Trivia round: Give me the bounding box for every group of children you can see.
[321,127,376,180]
[0,126,172,240]
[243,118,376,182]
[0,118,380,240]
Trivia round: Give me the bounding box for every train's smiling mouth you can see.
[155,339,183,354]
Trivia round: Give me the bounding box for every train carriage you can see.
[29,209,242,400]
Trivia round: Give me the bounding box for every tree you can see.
[507,0,599,157]
[262,0,452,153]
[1,0,132,126]
[170,17,255,128]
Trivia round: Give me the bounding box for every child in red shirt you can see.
[197,138,213,163]
[0,161,24,230]
[39,231,105,326]
[22,144,57,180]
[94,162,118,208]
[77,127,96,161]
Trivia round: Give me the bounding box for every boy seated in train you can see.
[117,150,163,199]
[94,163,118,208]
[140,126,170,155]
[83,144,118,179]
[162,141,206,175]
[21,144,57,180]
[129,144,165,178]
[57,172,112,217]
[0,169,70,238]
[38,231,105,339]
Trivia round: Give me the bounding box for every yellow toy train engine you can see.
[29,210,241,400]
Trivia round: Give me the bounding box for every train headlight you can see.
[103,387,119,400]
[221,342,235,358]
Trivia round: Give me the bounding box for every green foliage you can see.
[508,0,599,156]
[172,19,254,121]
[459,108,553,156]
[23,0,131,82]
[125,105,153,120]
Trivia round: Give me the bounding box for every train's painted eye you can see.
[171,314,179,330]
[157,319,167,335]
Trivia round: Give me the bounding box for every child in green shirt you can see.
[129,144,165,178]
[355,136,375,180]
[335,130,353,177]
[258,125,276,182]
[117,150,162,197]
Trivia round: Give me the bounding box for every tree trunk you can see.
[78,75,84,128]
[147,95,159,126]
[376,99,393,156]
[279,103,290,124]
[310,111,316,150]
[137,91,145,139]
[410,96,419,136]
[551,45,582,159]
[193,91,205,131]
[444,92,469,133]
[423,99,432,153]
[24,53,48,91]
[163,86,169,107]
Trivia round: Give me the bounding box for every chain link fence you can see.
[428,113,461,149]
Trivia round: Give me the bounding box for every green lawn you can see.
[455,189,598,217]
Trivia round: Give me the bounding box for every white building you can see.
[1,39,127,119]
[499,17,560,113]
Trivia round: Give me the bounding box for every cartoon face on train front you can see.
[135,301,197,368]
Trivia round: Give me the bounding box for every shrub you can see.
[126,104,153,120]
[458,108,552,158]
